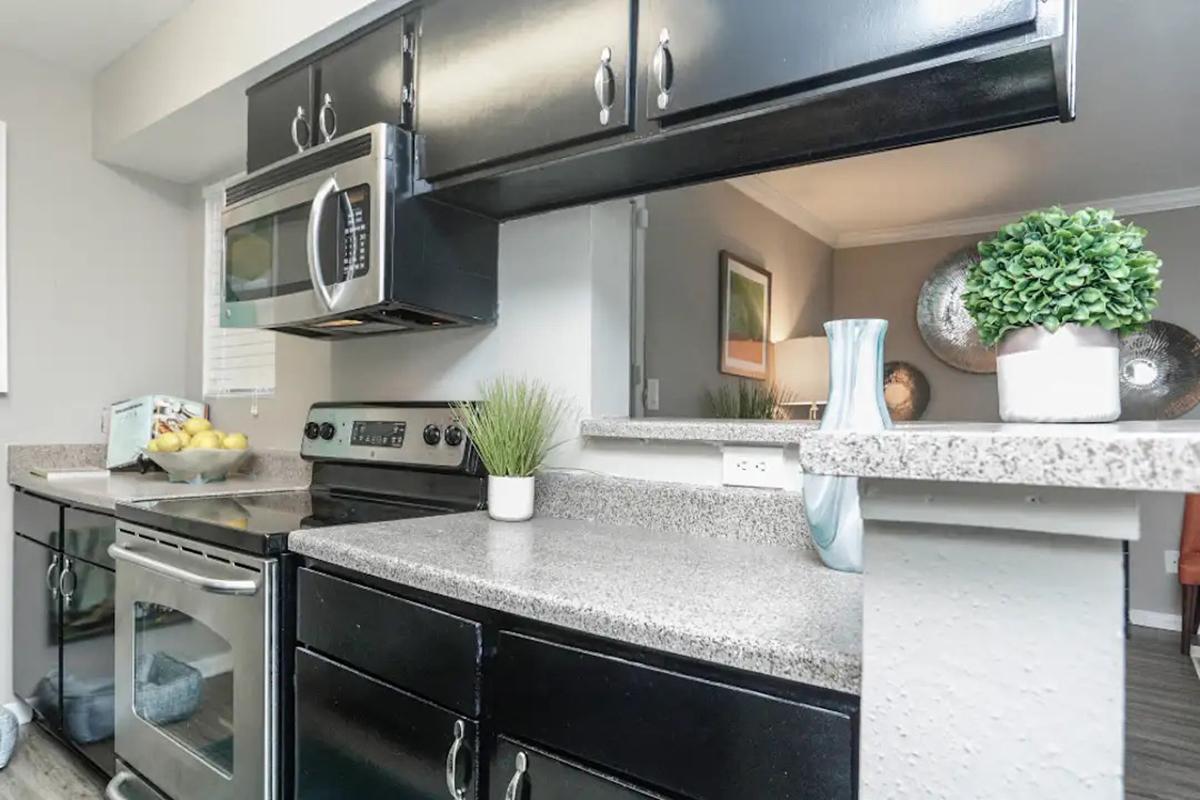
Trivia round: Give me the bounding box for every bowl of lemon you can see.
[143,417,251,484]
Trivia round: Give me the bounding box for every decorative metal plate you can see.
[883,361,931,421]
[916,247,996,374]
[1119,320,1200,420]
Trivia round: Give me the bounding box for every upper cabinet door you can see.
[642,0,1039,121]
[416,0,635,181]
[246,65,316,173]
[316,17,410,144]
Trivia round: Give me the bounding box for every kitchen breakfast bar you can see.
[583,420,1200,800]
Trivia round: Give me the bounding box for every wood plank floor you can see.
[0,724,105,800]
[1126,627,1200,800]
[0,627,1194,799]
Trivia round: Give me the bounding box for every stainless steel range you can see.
[104,403,485,800]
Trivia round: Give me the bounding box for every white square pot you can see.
[488,476,536,522]
[996,324,1121,422]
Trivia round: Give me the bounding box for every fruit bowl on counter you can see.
[144,419,250,484]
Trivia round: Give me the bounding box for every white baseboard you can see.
[1129,609,1183,631]
[5,700,31,725]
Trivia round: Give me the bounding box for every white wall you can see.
[0,46,194,708]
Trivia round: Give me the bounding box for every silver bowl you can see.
[1119,320,1200,420]
[916,247,996,374]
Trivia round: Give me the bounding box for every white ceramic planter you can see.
[488,476,535,522]
[996,324,1121,422]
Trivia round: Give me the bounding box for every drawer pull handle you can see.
[445,719,469,800]
[652,28,673,110]
[291,105,310,153]
[318,93,337,143]
[45,553,61,600]
[503,752,528,800]
[594,47,616,125]
[58,557,76,605]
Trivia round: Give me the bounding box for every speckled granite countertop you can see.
[584,418,1200,492]
[8,444,311,511]
[798,422,1200,493]
[290,512,862,694]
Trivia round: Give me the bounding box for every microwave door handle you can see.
[306,175,349,312]
[108,544,259,596]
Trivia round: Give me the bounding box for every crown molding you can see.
[725,175,839,247]
[836,185,1200,249]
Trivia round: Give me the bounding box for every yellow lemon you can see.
[146,439,160,453]
[210,430,227,443]
[183,417,213,436]
[190,431,222,450]
[176,429,192,447]
[155,433,182,453]
[222,433,249,451]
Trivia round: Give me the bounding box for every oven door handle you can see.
[106,770,168,800]
[108,544,260,596]
[306,175,349,312]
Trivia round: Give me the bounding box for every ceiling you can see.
[0,0,192,75]
[735,0,1200,248]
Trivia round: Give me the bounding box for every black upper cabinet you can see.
[416,0,635,181]
[247,66,316,173]
[641,0,1039,121]
[246,13,413,173]
[315,17,410,144]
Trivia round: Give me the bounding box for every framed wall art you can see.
[719,251,771,380]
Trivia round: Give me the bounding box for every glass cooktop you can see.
[117,489,461,556]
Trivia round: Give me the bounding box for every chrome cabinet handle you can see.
[594,47,616,126]
[291,105,310,153]
[45,553,61,600]
[318,93,337,143]
[108,544,259,595]
[652,28,673,110]
[503,752,528,800]
[58,557,76,605]
[445,720,469,800]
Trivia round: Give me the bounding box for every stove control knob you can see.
[444,425,464,447]
[423,424,442,446]
[304,422,320,440]
[319,423,336,441]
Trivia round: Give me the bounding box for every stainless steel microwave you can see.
[221,124,497,338]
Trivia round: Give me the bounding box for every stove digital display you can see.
[351,421,406,448]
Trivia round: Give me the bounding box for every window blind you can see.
[202,182,275,398]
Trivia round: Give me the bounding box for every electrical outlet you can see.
[645,378,660,412]
[1166,549,1180,575]
[722,446,787,489]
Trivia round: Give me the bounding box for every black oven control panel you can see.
[338,186,371,281]
[301,403,471,470]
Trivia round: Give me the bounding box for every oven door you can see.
[109,526,277,800]
[221,124,399,331]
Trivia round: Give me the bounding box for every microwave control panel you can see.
[338,185,371,282]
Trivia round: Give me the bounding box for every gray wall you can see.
[0,46,194,707]
[643,181,834,417]
[834,206,1200,623]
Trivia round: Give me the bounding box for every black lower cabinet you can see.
[294,648,479,799]
[490,737,663,800]
[12,532,61,728]
[59,557,116,774]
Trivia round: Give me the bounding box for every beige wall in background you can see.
[833,206,1200,624]
[0,46,194,711]
[643,181,834,417]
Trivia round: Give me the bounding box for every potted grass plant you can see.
[964,207,1163,422]
[453,377,569,522]
[705,381,793,419]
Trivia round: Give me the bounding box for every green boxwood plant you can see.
[963,207,1163,347]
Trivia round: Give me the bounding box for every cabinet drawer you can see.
[416,0,634,180]
[641,0,1038,122]
[15,492,61,548]
[295,648,479,800]
[490,737,663,800]
[63,507,115,567]
[296,568,481,716]
[495,632,856,800]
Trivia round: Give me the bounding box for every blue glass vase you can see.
[803,319,892,573]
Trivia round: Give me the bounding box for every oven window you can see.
[133,602,235,776]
